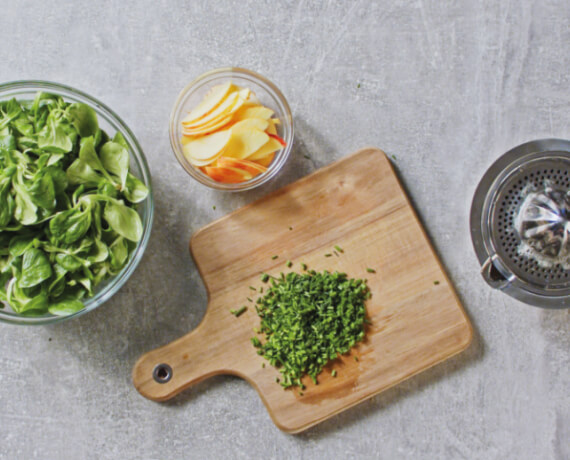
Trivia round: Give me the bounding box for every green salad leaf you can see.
[20,248,52,288]
[48,298,85,316]
[100,141,129,188]
[0,174,15,227]
[68,103,98,137]
[0,92,148,316]
[50,207,92,244]
[123,173,148,204]
[38,117,73,153]
[104,201,143,242]
[67,156,103,187]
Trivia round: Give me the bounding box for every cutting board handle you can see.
[132,311,236,401]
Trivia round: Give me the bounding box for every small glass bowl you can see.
[169,67,294,191]
[0,81,154,325]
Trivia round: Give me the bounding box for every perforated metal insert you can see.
[491,156,570,290]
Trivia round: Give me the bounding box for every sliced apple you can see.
[268,133,286,147]
[243,91,261,106]
[217,156,267,176]
[183,82,235,124]
[204,166,253,183]
[254,153,275,167]
[183,129,231,161]
[247,136,283,160]
[230,118,269,132]
[183,114,233,136]
[233,106,274,121]
[183,88,249,129]
[189,155,222,167]
[226,128,269,159]
[182,94,237,128]
[180,81,285,183]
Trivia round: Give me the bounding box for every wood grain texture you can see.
[133,148,473,433]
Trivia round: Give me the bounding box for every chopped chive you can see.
[391,154,396,160]
[251,337,261,347]
[286,260,293,268]
[259,287,263,293]
[334,245,344,253]
[325,253,332,257]
[333,251,339,257]
[301,263,307,271]
[304,154,311,159]
[271,255,278,260]
[262,363,265,368]
[366,268,376,273]
[276,377,280,383]
[299,392,304,396]
[331,370,337,377]
[251,270,369,389]
[230,306,247,317]
[354,356,359,362]
[247,297,253,302]
[434,280,440,285]
[249,286,257,291]
[357,83,361,88]
[261,273,269,283]
[212,205,216,210]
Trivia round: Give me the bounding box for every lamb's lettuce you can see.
[0,92,148,316]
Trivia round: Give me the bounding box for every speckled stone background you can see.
[0,1,568,459]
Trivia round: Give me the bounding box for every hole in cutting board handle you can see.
[153,363,173,384]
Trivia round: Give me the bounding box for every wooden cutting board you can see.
[133,147,472,433]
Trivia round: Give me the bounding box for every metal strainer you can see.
[470,138,570,308]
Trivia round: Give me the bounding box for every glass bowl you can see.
[169,67,294,191]
[0,81,154,325]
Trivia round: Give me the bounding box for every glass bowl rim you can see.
[169,67,294,192]
[0,80,154,325]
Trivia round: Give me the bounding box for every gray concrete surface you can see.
[0,1,568,459]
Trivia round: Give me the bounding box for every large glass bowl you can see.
[0,81,154,325]
[169,67,294,191]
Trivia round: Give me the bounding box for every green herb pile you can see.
[0,92,148,316]
[252,270,370,388]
